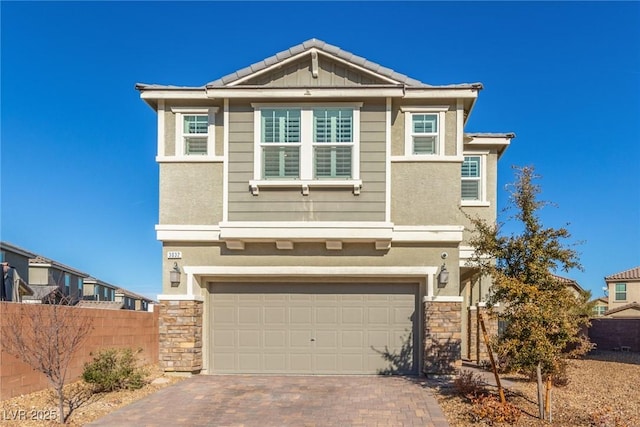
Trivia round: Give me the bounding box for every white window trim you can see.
[400,106,449,159]
[252,103,362,190]
[171,107,219,160]
[461,151,489,206]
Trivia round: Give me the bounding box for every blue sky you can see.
[1,1,638,300]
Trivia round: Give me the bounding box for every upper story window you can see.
[615,283,627,301]
[461,154,489,206]
[183,115,208,155]
[172,107,218,157]
[401,106,448,158]
[64,273,70,295]
[77,277,83,297]
[411,114,438,154]
[254,104,361,182]
[462,156,481,200]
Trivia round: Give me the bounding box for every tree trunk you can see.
[536,363,545,420]
[57,387,65,424]
[546,375,552,422]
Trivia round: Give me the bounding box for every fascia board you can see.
[206,87,405,98]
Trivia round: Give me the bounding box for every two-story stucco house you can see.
[137,39,514,376]
[603,266,640,317]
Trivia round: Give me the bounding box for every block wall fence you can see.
[0,302,159,400]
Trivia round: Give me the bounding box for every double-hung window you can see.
[313,108,353,179]
[261,109,301,178]
[615,283,627,301]
[461,156,482,200]
[172,107,218,157]
[253,104,361,184]
[401,107,447,157]
[411,114,438,154]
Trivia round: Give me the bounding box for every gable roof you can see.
[605,266,640,281]
[136,38,483,92]
[551,273,585,294]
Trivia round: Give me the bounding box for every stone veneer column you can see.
[423,300,462,376]
[159,300,203,373]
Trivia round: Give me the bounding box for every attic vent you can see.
[311,50,319,78]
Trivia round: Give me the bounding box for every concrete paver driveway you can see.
[87,375,449,426]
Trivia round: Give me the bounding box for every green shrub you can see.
[82,348,146,392]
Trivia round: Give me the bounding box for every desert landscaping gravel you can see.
[1,351,638,426]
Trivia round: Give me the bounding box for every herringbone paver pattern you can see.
[87,375,449,426]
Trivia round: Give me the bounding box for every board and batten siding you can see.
[227,101,387,222]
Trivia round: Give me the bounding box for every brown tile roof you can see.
[603,301,640,316]
[605,266,640,281]
[551,274,585,292]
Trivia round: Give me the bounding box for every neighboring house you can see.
[25,255,89,303]
[115,288,154,311]
[591,297,609,317]
[136,39,514,376]
[0,241,35,300]
[551,273,588,299]
[83,276,118,301]
[604,266,640,317]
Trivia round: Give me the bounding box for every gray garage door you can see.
[209,282,418,374]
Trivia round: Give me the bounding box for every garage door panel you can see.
[210,283,417,374]
[264,307,286,325]
[264,330,286,348]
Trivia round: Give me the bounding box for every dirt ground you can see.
[431,351,640,426]
[1,351,638,426]
[0,365,186,426]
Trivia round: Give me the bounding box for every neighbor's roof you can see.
[115,287,155,303]
[551,273,585,292]
[0,241,37,258]
[76,300,125,310]
[137,38,483,91]
[21,285,60,300]
[603,301,640,316]
[29,255,89,277]
[605,266,640,281]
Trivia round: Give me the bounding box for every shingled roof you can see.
[605,266,640,281]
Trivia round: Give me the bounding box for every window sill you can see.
[391,155,464,163]
[248,179,363,196]
[461,201,491,207]
[156,155,224,163]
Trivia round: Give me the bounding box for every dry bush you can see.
[453,369,488,397]
[589,406,631,427]
[470,393,521,425]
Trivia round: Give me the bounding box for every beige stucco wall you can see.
[159,163,223,225]
[160,241,460,297]
[608,280,640,309]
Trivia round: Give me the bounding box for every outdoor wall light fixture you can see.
[437,252,449,287]
[170,262,181,287]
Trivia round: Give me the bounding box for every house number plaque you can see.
[167,251,182,259]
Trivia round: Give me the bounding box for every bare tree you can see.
[2,296,93,423]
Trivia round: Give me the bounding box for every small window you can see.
[462,156,481,200]
[183,115,209,155]
[411,114,438,154]
[64,273,71,295]
[615,283,627,301]
[77,278,83,297]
